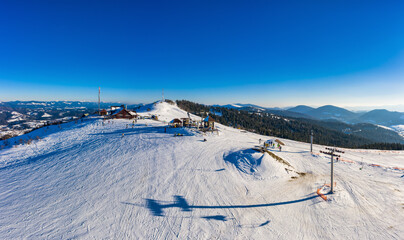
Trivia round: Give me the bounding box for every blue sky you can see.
[1,0,403,110]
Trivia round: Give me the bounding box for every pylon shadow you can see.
[144,194,318,217]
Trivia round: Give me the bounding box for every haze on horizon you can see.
[1,1,403,111]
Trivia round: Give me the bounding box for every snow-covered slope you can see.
[0,102,403,239]
[391,125,404,138]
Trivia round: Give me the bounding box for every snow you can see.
[0,102,403,239]
[42,113,52,118]
[137,101,200,122]
[6,111,25,123]
[230,104,243,108]
[27,102,47,106]
[7,118,21,123]
[391,125,404,138]
[377,124,394,131]
[224,149,296,180]
[210,109,222,116]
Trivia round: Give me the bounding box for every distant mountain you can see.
[287,105,404,127]
[213,103,268,111]
[286,105,404,138]
[213,103,311,119]
[314,119,404,144]
[304,105,358,121]
[287,105,315,114]
[234,103,269,110]
[356,109,404,126]
[264,109,313,119]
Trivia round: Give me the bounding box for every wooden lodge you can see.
[99,109,108,116]
[110,107,137,119]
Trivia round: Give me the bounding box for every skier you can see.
[259,139,262,144]
[279,145,282,152]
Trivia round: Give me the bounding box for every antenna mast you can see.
[98,87,100,114]
[162,88,164,102]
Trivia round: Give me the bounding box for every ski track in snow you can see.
[0,102,403,239]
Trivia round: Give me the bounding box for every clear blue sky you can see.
[1,0,403,109]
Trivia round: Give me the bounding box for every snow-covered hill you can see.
[136,101,200,122]
[0,102,403,239]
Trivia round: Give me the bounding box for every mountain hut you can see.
[203,115,215,129]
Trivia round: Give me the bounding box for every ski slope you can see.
[0,102,403,239]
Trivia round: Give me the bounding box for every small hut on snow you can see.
[170,118,182,128]
[203,115,215,129]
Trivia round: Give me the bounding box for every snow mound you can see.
[224,149,294,180]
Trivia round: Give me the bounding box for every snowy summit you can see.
[0,101,403,239]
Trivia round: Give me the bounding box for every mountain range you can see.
[216,103,404,127]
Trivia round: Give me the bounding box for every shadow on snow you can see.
[123,194,319,221]
[89,126,194,137]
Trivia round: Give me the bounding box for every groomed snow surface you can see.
[0,102,403,239]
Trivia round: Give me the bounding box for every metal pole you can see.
[330,149,334,194]
[310,130,313,153]
[98,87,100,115]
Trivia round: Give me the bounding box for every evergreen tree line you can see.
[358,142,404,150]
[176,100,404,150]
